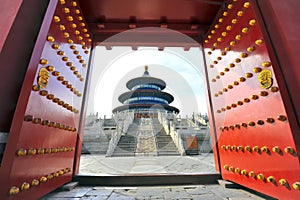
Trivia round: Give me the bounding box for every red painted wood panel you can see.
[0,0,50,133]
[0,0,92,199]
[254,0,300,153]
[204,0,300,199]
[0,0,23,52]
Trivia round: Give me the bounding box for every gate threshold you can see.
[73,173,221,186]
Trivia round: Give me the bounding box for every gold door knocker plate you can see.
[37,67,50,89]
[258,69,273,89]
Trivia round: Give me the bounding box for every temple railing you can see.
[193,114,207,126]
[106,111,134,156]
[157,111,185,155]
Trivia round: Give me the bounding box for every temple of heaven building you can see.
[112,66,180,118]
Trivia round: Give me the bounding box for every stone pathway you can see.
[42,184,272,200]
[135,118,157,156]
[79,154,216,175]
[41,153,275,199]
[130,159,167,173]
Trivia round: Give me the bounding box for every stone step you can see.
[157,146,177,151]
[157,149,180,153]
[156,135,171,138]
[158,143,177,146]
[111,118,181,157]
[157,152,180,156]
[115,149,136,152]
[156,138,174,142]
[135,152,157,156]
[157,148,178,151]
[156,139,173,142]
[118,142,136,145]
[118,140,137,143]
[118,144,136,147]
[156,136,172,138]
[111,153,135,157]
[112,150,135,153]
[117,146,136,149]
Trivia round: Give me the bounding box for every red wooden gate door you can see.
[0,0,92,199]
[204,0,300,199]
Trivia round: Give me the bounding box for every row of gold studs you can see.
[207,1,251,43]
[209,38,262,86]
[227,0,250,11]
[59,0,77,6]
[24,114,78,131]
[55,0,92,44]
[54,19,90,43]
[221,145,295,155]
[62,6,81,15]
[31,85,79,113]
[205,1,251,44]
[16,146,75,156]
[41,65,82,97]
[213,18,256,48]
[55,47,87,66]
[59,50,87,69]
[223,164,300,190]
[213,75,250,96]
[47,35,90,54]
[219,116,281,130]
[216,88,278,114]
[44,56,84,82]
[209,38,261,70]
[55,55,85,81]
[40,57,85,82]
[70,44,90,68]
[59,55,85,81]
[58,0,92,45]
[48,40,87,77]
[53,15,91,43]
[219,115,287,131]
[67,46,88,64]
[47,35,89,54]
[207,20,259,76]
[9,167,72,195]
[209,40,263,89]
[57,46,84,64]
[213,64,271,98]
[215,86,278,99]
[57,75,83,96]
[60,22,89,34]
[207,38,263,70]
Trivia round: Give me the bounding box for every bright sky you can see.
[86,28,208,118]
[86,46,208,118]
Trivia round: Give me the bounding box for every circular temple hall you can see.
[113,66,179,118]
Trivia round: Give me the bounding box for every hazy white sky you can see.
[86,46,208,118]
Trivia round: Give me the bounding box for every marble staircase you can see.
[111,118,139,156]
[152,118,180,156]
[111,118,180,156]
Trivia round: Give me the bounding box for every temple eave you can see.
[112,104,179,113]
[118,90,174,103]
[126,77,166,90]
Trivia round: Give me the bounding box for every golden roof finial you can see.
[145,65,148,71]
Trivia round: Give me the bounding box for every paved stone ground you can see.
[42,184,273,200]
[79,154,216,175]
[41,154,275,199]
